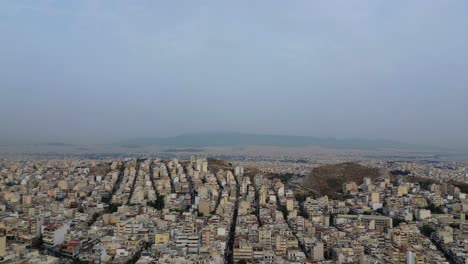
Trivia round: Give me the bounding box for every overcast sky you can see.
[1,1,467,148]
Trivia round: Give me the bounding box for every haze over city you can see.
[1,0,468,149]
[3,2,468,264]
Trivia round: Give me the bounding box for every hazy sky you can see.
[1,1,468,148]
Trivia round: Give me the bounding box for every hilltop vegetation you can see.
[302,162,384,200]
[207,158,233,173]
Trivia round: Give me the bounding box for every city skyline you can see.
[1,2,468,263]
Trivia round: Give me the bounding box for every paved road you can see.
[225,176,240,264]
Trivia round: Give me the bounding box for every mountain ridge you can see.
[117,132,446,151]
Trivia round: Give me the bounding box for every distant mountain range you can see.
[118,132,444,151]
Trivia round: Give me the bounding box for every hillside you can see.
[302,162,385,200]
[207,158,233,173]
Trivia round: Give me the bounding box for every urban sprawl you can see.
[0,156,467,264]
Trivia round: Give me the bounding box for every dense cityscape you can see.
[0,155,467,264]
[3,0,468,263]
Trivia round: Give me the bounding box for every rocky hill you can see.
[207,158,233,172]
[302,162,385,200]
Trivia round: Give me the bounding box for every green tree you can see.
[421,225,435,237]
[148,195,165,210]
[155,194,165,210]
[107,203,121,213]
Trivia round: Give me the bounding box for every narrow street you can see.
[212,173,225,214]
[168,165,176,193]
[128,158,143,204]
[185,165,196,207]
[148,160,158,196]
[109,162,126,202]
[225,175,240,264]
[250,175,263,227]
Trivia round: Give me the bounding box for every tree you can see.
[101,195,111,204]
[426,204,444,214]
[148,195,165,210]
[281,205,289,220]
[88,212,101,226]
[392,218,405,228]
[421,225,435,237]
[92,212,100,220]
[295,191,317,202]
[155,194,165,210]
[275,173,296,183]
[107,203,121,213]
